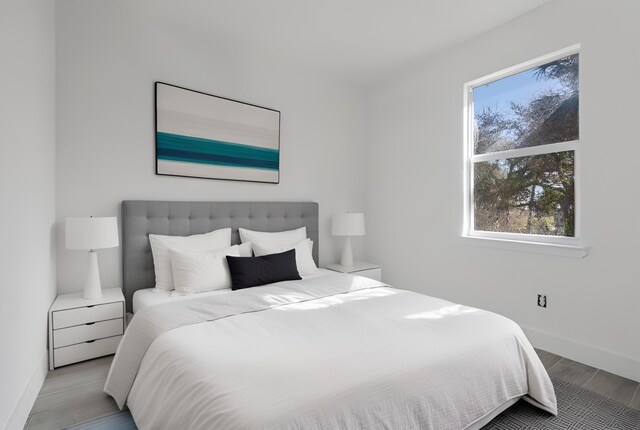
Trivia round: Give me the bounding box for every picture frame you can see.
[155,82,280,183]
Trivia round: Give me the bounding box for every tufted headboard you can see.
[121,201,319,312]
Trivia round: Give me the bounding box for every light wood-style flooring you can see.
[25,356,119,430]
[537,349,640,409]
[25,349,640,429]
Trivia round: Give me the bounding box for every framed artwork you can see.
[155,82,280,183]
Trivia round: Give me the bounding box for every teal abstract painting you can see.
[155,82,280,183]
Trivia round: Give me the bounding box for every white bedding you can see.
[132,288,231,313]
[133,271,332,313]
[106,272,556,430]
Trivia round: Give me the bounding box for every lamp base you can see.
[340,236,354,267]
[83,250,103,300]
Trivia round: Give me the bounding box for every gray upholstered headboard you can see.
[121,201,319,312]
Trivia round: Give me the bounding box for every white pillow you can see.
[236,241,253,257]
[149,228,232,291]
[238,227,307,249]
[252,238,318,276]
[170,245,240,295]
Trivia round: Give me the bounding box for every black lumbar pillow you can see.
[226,248,302,290]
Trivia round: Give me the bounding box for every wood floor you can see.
[537,349,640,410]
[25,356,119,430]
[25,349,640,429]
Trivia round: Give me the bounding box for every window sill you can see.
[461,235,589,258]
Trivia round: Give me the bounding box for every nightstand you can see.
[48,288,125,370]
[325,262,382,281]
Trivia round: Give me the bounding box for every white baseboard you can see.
[522,325,640,383]
[4,351,48,430]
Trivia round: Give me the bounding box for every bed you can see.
[105,200,557,430]
[132,287,230,313]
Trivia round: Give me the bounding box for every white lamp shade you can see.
[65,217,119,250]
[331,213,365,236]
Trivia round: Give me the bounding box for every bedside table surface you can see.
[326,261,381,274]
[51,287,124,311]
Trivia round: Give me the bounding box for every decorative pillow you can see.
[226,249,301,290]
[252,238,318,276]
[238,227,307,249]
[149,228,232,291]
[170,245,241,295]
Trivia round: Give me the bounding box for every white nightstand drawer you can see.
[54,335,122,368]
[49,288,126,370]
[52,302,123,329]
[54,318,124,348]
[352,268,382,281]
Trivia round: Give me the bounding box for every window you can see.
[464,46,581,249]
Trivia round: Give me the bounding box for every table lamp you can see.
[331,213,365,267]
[65,217,119,299]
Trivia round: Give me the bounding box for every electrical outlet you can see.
[537,294,547,308]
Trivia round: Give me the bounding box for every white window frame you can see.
[462,45,587,257]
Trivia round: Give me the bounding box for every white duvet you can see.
[105,272,556,430]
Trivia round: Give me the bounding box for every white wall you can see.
[365,0,640,381]
[55,1,368,294]
[0,0,56,427]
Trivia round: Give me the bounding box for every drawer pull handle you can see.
[85,322,95,325]
[86,305,95,308]
[86,340,96,343]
